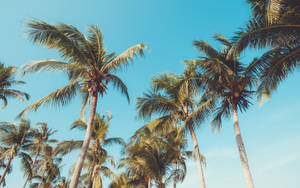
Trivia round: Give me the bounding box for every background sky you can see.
[1,0,300,187]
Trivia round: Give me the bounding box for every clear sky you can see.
[1,0,300,187]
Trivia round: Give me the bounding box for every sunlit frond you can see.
[26,19,86,63]
[17,81,80,118]
[21,59,86,75]
[101,43,147,72]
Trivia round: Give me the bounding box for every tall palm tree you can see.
[22,123,57,188]
[185,34,259,188]
[0,63,29,109]
[230,0,300,101]
[122,126,191,188]
[57,113,125,188]
[19,19,147,188]
[30,144,63,188]
[0,119,34,185]
[136,72,211,188]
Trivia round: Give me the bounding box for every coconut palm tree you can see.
[230,0,300,100]
[109,173,133,188]
[22,123,57,188]
[0,63,29,109]
[185,34,260,188]
[163,127,195,188]
[122,125,192,188]
[0,119,34,186]
[136,72,211,188]
[30,144,63,188]
[57,113,125,188]
[19,19,147,188]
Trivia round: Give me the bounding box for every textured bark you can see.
[0,154,14,186]
[232,105,255,188]
[70,93,98,188]
[188,124,206,188]
[23,150,40,188]
[87,143,97,188]
[173,162,178,188]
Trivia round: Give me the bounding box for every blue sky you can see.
[1,0,300,187]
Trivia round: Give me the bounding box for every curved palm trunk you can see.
[87,145,97,188]
[173,161,177,188]
[0,154,14,186]
[188,124,206,188]
[70,93,98,188]
[23,150,40,188]
[232,105,254,188]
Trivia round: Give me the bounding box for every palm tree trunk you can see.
[0,154,14,186]
[88,145,97,188]
[37,170,46,188]
[232,104,254,188]
[70,93,98,188]
[188,124,206,188]
[148,177,151,188]
[173,162,177,188]
[23,150,40,188]
[92,174,102,188]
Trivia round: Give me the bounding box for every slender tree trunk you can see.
[158,181,165,188]
[148,177,151,188]
[0,154,14,186]
[37,170,46,188]
[173,161,178,188]
[23,150,40,188]
[92,174,102,188]
[87,144,97,188]
[70,93,98,188]
[232,104,254,188]
[188,124,206,188]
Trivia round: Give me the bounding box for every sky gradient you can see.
[1,0,300,187]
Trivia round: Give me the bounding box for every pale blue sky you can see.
[0,0,299,187]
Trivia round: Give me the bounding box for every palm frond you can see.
[107,74,130,102]
[193,40,218,58]
[26,19,86,63]
[17,81,80,118]
[101,43,147,72]
[21,59,86,75]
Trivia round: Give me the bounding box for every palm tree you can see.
[19,19,147,188]
[230,0,300,100]
[164,127,195,188]
[57,113,125,188]
[22,122,57,188]
[0,119,34,185]
[0,63,29,109]
[136,72,211,188]
[109,173,133,188]
[122,126,191,188]
[30,144,63,188]
[185,34,259,188]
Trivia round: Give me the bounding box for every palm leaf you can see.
[101,43,147,72]
[17,81,80,118]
